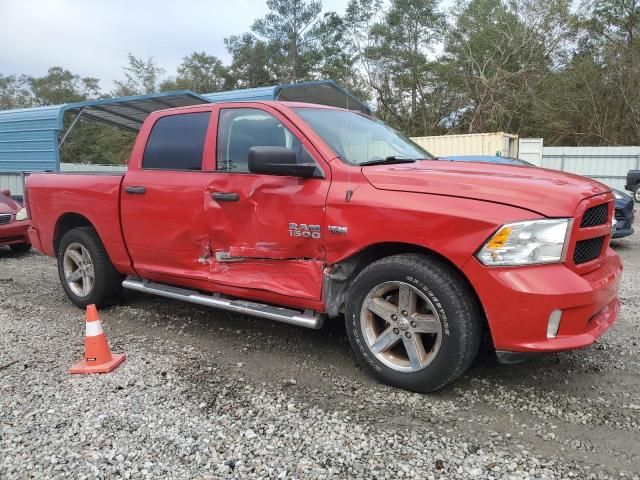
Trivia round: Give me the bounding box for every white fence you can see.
[0,171,29,198]
[0,163,126,198]
[541,146,640,191]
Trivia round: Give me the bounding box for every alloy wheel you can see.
[360,281,443,373]
[62,242,95,297]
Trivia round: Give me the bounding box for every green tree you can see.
[0,74,31,110]
[225,33,278,87]
[578,0,640,143]
[442,0,572,134]
[528,0,640,145]
[251,0,324,82]
[113,54,165,96]
[312,11,368,99]
[26,67,100,106]
[161,52,232,93]
[364,0,445,134]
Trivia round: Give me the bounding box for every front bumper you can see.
[0,220,30,246]
[612,226,634,239]
[463,248,622,353]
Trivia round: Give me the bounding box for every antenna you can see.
[345,75,353,203]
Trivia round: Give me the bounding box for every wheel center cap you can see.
[397,318,410,331]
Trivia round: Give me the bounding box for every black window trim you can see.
[214,106,325,178]
[142,111,212,172]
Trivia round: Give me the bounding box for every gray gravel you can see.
[1,233,639,479]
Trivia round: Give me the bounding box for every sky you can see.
[0,0,352,92]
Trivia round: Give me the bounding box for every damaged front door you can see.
[206,106,330,301]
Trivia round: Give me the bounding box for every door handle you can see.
[124,186,146,195]
[211,192,239,202]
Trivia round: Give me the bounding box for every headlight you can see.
[476,219,570,266]
[15,207,28,221]
[613,191,623,200]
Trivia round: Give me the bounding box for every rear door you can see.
[120,108,217,290]
[205,105,331,301]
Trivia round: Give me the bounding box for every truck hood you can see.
[361,160,610,217]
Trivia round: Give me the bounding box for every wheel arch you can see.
[53,212,96,255]
[324,242,491,343]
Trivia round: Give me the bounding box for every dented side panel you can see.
[206,173,330,300]
[211,258,325,300]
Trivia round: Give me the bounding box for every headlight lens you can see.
[477,219,570,266]
[15,207,28,221]
[613,191,623,200]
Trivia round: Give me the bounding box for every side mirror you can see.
[1,189,10,197]
[248,146,319,178]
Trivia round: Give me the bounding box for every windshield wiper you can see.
[359,156,418,166]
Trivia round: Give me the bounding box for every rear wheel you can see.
[634,184,640,203]
[56,227,123,308]
[345,254,482,392]
[9,243,31,253]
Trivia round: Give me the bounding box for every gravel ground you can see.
[1,234,639,479]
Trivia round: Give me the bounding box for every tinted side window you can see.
[217,108,304,172]
[142,112,211,170]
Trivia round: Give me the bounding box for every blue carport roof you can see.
[202,80,371,114]
[0,91,210,172]
[63,90,211,131]
[0,81,370,172]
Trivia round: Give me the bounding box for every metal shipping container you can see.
[411,132,519,158]
[518,138,544,166]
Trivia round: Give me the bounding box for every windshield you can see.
[293,108,433,165]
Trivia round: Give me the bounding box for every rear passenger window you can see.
[142,112,210,170]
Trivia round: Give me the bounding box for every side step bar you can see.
[122,278,324,329]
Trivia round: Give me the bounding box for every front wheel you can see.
[634,184,640,203]
[57,227,123,308]
[345,254,482,392]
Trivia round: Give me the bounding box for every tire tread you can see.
[345,253,482,392]
[56,226,123,308]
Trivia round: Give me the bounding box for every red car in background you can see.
[0,189,31,252]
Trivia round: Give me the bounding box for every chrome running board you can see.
[122,278,324,329]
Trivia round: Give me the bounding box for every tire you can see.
[634,184,640,203]
[9,243,31,253]
[56,226,123,308]
[345,254,482,393]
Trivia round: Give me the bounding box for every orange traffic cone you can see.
[69,304,126,374]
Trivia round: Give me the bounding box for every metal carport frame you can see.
[0,91,211,172]
[0,81,370,173]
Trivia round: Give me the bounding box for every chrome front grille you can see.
[0,213,12,225]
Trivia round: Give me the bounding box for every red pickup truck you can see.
[26,102,622,392]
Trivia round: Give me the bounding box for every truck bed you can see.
[26,173,132,272]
